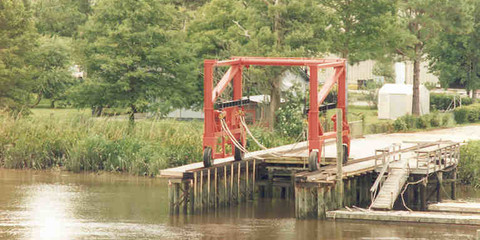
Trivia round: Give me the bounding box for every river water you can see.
[0,169,479,240]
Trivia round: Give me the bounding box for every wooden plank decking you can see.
[327,209,480,225]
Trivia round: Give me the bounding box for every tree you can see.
[0,0,38,114]
[322,0,398,63]
[75,0,197,123]
[427,0,479,99]
[33,0,91,37]
[29,36,77,107]
[395,0,471,115]
[189,0,331,128]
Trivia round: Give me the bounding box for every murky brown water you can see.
[0,169,479,240]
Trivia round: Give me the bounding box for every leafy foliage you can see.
[430,93,473,111]
[0,0,38,114]
[275,87,306,138]
[428,0,480,94]
[74,0,197,122]
[459,141,480,188]
[33,0,91,37]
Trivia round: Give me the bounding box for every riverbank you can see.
[0,110,294,176]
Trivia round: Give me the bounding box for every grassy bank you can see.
[459,140,480,188]
[0,110,295,176]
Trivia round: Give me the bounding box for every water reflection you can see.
[0,169,479,240]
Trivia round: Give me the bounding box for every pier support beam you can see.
[451,168,457,200]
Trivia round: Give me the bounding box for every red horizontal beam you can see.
[206,57,345,67]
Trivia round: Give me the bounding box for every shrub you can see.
[429,112,441,127]
[430,93,473,111]
[416,115,430,129]
[454,104,480,124]
[459,141,480,188]
[393,118,408,131]
[454,107,469,124]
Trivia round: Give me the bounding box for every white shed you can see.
[378,84,430,120]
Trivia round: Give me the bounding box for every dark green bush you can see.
[459,141,480,188]
[430,93,473,111]
[429,112,441,127]
[392,112,450,132]
[393,118,408,131]
[416,115,430,129]
[454,107,469,124]
[454,104,480,124]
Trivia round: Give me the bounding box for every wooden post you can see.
[336,108,344,209]
[207,169,211,209]
[182,181,189,214]
[343,178,350,207]
[230,163,233,204]
[215,168,218,208]
[436,171,443,203]
[237,162,241,203]
[224,165,227,206]
[451,168,457,200]
[267,168,273,198]
[318,187,326,219]
[200,171,204,209]
[174,183,180,214]
[253,159,256,199]
[420,179,427,211]
[168,180,174,214]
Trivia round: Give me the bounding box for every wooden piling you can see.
[168,181,174,214]
[436,171,443,202]
[451,168,457,200]
[318,187,326,219]
[336,108,344,209]
[420,179,427,211]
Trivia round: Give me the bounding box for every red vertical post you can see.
[336,63,350,152]
[233,66,243,100]
[233,65,245,147]
[203,60,216,151]
[308,65,320,155]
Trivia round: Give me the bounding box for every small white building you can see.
[378,84,430,119]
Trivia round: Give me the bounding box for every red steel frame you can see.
[203,57,350,162]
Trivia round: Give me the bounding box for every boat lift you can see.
[202,57,350,171]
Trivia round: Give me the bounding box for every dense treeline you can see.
[1,0,479,124]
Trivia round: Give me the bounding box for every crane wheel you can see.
[308,150,319,172]
[203,147,213,168]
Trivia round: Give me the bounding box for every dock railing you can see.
[414,142,460,175]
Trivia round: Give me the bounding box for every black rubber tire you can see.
[342,144,349,165]
[308,150,319,172]
[203,147,213,168]
[234,142,244,161]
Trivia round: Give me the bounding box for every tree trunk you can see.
[412,45,422,116]
[268,78,281,130]
[29,93,42,108]
[91,106,103,117]
[472,89,477,101]
[129,104,136,126]
[50,100,55,108]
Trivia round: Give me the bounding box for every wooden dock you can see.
[326,209,480,225]
[160,126,468,220]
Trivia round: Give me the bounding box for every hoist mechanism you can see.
[202,57,350,170]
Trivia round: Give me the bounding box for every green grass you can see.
[0,108,295,176]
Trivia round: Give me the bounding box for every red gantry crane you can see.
[202,57,350,171]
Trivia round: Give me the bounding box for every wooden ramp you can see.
[370,167,409,210]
